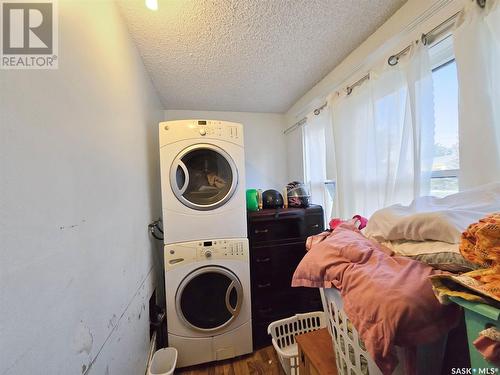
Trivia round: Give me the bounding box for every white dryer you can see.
[159,120,247,244]
[164,238,252,368]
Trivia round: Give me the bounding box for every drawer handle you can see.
[254,229,269,234]
[257,283,271,288]
[311,224,319,228]
[256,257,270,263]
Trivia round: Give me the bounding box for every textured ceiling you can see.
[117,0,406,113]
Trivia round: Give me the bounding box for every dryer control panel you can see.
[159,120,244,147]
[165,238,249,270]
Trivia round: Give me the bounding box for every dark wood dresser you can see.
[247,205,325,349]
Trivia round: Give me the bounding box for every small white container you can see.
[148,347,178,375]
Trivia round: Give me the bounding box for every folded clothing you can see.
[380,240,478,273]
[292,221,460,375]
[410,252,478,273]
[364,182,500,244]
[430,272,500,304]
[459,213,500,301]
[460,212,500,268]
[473,327,500,365]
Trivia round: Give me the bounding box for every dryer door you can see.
[170,144,238,211]
[176,266,243,332]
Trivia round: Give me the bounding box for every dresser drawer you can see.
[249,215,304,243]
[251,242,305,266]
[248,206,325,351]
[252,286,323,316]
[251,243,304,288]
[252,291,297,321]
[305,213,325,237]
[251,268,295,294]
[298,288,323,312]
[252,321,273,349]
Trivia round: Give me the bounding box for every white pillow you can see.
[365,182,500,243]
[379,240,459,256]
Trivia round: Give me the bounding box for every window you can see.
[430,37,460,197]
[303,109,334,222]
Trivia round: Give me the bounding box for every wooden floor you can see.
[175,346,284,375]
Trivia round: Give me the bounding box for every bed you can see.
[293,182,500,375]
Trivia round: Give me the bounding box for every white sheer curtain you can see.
[453,0,500,189]
[303,108,334,221]
[331,43,435,218]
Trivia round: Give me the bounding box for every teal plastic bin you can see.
[450,297,500,370]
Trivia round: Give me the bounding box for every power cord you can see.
[148,219,164,241]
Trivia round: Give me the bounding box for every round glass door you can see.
[176,266,243,332]
[170,144,238,210]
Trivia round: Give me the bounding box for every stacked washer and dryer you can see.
[159,120,252,368]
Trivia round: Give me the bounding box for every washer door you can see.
[170,144,238,211]
[176,266,243,332]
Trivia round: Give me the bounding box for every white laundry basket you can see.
[267,311,327,375]
[322,288,447,375]
[148,347,177,375]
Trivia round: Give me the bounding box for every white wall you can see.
[0,2,164,375]
[285,128,305,182]
[164,110,288,191]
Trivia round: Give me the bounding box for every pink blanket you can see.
[292,222,460,375]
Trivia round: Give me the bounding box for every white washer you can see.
[159,120,247,244]
[165,238,252,368]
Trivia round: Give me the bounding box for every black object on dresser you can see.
[247,205,325,349]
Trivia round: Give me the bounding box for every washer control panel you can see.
[165,238,248,270]
[195,239,246,259]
